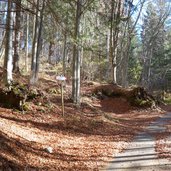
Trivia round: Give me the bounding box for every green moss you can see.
[132,98,153,107]
[48,88,60,94]
[164,97,171,104]
[27,89,38,100]
[22,103,30,111]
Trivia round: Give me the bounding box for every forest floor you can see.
[0,73,170,171]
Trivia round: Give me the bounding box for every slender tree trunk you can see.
[0,32,6,59]
[25,3,29,72]
[109,0,119,84]
[105,29,110,79]
[109,0,114,80]
[13,0,21,73]
[3,0,14,85]
[72,0,82,104]
[112,46,118,84]
[63,32,67,75]
[48,40,55,64]
[31,0,39,74]
[121,36,131,88]
[140,50,150,88]
[106,29,110,62]
[109,0,122,85]
[146,49,153,90]
[30,0,45,84]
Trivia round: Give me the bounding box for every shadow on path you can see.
[102,113,171,171]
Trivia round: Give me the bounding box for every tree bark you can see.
[25,2,29,72]
[30,0,45,85]
[63,32,67,75]
[109,0,120,85]
[48,40,55,64]
[30,0,39,84]
[72,0,82,104]
[121,36,131,88]
[13,0,21,73]
[3,0,14,85]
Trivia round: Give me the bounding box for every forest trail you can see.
[103,113,171,171]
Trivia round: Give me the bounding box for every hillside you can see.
[0,73,167,170]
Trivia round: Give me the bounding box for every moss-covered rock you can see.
[0,82,43,111]
[0,82,28,110]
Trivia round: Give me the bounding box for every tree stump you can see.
[94,84,155,108]
[0,82,43,110]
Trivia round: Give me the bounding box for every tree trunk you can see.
[105,29,110,79]
[3,0,14,85]
[13,0,21,73]
[62,32,67,75]
[72,0,82,104]
[48,40,55,64]
[25,2,29,72]
[112,56,117,84]
[112,27,119,85]
[30,0,39,84]
[0,32,6,60]
[109,0,118,85]
[141,49,152,90]
[109,0,114,83]
[121,36,131,88]
[106,29,110,62]
[30,0,45,85]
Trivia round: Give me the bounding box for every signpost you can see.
[56,75,66,116]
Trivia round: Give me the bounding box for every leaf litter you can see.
[0,79,166,170]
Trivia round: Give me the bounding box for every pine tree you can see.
[140,1,168,90]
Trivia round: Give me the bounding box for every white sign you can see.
[56,75,66,81]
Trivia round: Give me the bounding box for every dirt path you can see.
[103,113,171,171]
